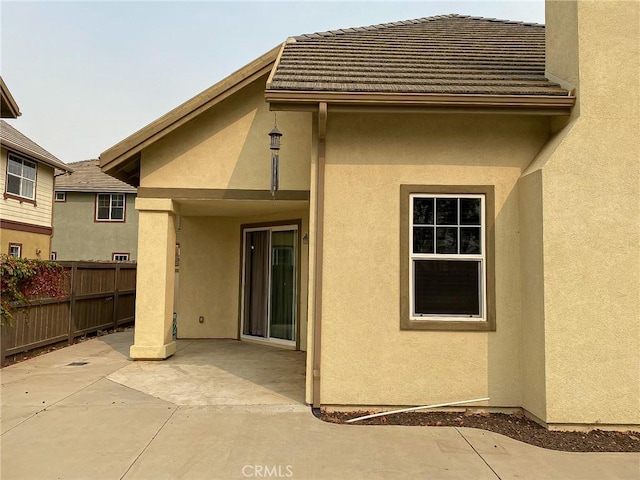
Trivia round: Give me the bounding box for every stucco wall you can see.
[525,0,640,426]
[517,170,547,421]
[0,228,50,259]
[140,76,311,192]
[318,112,549,407]
[177,209,309,351]
[1,147,54,228]
[51,192,138,261]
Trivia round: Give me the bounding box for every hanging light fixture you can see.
[268,122,282,197]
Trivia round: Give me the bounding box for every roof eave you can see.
[100,45,282,176]
[1,139,72,172]
[55,187,136,194]
[0,77,21,119]
[265,90,576,114]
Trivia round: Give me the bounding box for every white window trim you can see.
[112,253,130,261]
[96,193,125,222]
[409,193,486,322]
[6,153,37,200]
[55,191,66,202]
[50,251,57,260]
[8,243,22,258]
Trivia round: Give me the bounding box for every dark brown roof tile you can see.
[268,14,566,96]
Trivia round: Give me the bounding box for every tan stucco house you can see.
[1,78,72,259]
[52,159,138,261]
[101,1,639,430]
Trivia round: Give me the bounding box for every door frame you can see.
[238,219,302,349]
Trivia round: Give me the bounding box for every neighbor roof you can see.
[1,77,21,118]
[55,160,136,193]
[267,14,568,96]
[1,120,71,172]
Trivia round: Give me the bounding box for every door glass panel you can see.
[269,230,296,341]
[243,230,270,337]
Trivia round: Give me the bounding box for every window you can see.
[6,153,36,200]
[112,253,130,261]
[96,194,125,221]
[400,185,495,331]
[50,251,57,260]
[8,243,22,258]
[55,192,66,202]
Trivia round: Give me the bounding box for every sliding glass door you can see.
[242,225,297,345]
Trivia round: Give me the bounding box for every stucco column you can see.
[130,198,178,360]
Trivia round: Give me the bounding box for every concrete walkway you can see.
[1,332,638,480]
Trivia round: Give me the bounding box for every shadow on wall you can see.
[486,183,528,411]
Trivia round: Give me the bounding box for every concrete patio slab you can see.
[107,339,306,406]
[458,427,640,480]
[56,378,172,407]
[1,403,175,480]
[1,331,639,480]
[122,408,497,480]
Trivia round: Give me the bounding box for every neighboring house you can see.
[100,1,639,430]
[52,160,138,261]
[1,78,72,259]
[1,77,21,119]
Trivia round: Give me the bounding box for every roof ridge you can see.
[67,159,99,165]
[292,13,544,40]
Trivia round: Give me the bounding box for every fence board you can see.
[1,262,136,365]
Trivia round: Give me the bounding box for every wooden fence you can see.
[1,261,136,366]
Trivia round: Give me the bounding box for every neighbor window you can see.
[112,253,130,261]
[96,194,125,221]
[50,251,57,260]
[55,191,66,202]
[400,185,495,331]
[6,153,36,200]
[8,243,22,258]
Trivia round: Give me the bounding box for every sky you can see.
[1,1,545,163]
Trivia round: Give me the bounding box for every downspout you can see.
[312,102,327,412]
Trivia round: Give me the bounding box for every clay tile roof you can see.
[0,120,71,171]
[269,14,568,96]
[55,159,136,193]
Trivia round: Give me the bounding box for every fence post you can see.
[67,263,77,344]
[112,263,120,330]
[0,325,6,367]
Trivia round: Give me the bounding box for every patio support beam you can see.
[312,102,327,408]
[130,198,179,360]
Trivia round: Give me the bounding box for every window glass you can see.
[8,158,22,175]
[413,198,434,225]
[96,194,125,221]
[436,227,458,254]
[22,180,35,199]
[111,207,124,220]
[414,260,480,316]
[413,227,434,253]
[460,198,481,225]
[410,193,485,319]
[6,154,37,200]
[6,175,21,195]
[436,198,458,225]
[461,227,481,254]
[22,161,36,180]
